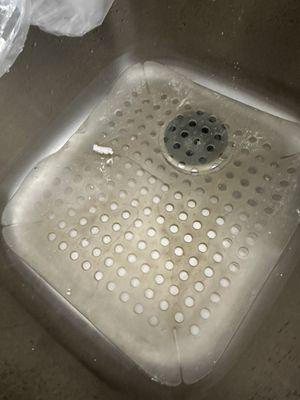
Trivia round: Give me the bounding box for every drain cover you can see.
[164,112,228,168]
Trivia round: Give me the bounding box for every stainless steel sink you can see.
[0,1,299,399]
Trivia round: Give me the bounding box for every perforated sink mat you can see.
[2,62,300,386]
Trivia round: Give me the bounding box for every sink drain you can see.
[163,111,228,172]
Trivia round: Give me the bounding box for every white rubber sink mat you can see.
[2,62,300,385]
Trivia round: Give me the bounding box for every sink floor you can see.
[1,62,300,387]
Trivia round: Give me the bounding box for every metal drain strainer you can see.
[163,111,228,171]
[2,62,300,386]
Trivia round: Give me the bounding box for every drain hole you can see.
[164,111,228,168]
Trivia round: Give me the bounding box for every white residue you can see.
[93,144,114,156]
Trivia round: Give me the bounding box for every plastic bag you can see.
[30,0,115,37]
[0,0,30,78]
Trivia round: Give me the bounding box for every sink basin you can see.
[0,1,299,399]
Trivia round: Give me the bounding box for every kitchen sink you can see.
[0,1,299,399]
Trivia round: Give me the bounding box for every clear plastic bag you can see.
[31,0,114,37]
[0,0,30,78]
